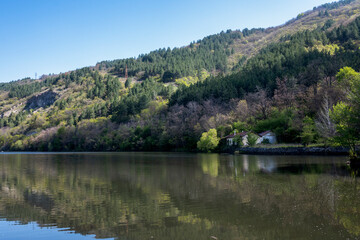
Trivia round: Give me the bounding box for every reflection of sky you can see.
[0,220,111,240]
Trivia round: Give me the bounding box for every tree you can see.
[330,67,360,159]
[112,102,129,123]
[125,78,132,88]
[232,100,249,121]
[246,88,272,119]
[300,116,316,147]
[247,133,258,147]
[315,93,336,144]
[273,77,297,110]
[233,134,244,147]
[197,129,220,152]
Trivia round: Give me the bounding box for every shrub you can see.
[247,133,258,147]
[197,129,220,152]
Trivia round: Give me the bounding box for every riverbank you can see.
[235,146,350,155]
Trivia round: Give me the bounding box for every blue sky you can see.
[0,0,331,82]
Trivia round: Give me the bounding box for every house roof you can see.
[258,130,273,137]
[224,131,248,139]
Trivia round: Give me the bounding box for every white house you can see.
[256,130,277,144]
[225,131,249,146]
[226,130,277,146]
[225,130,248,146]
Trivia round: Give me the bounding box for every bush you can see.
[197,129,220,152]
[234,135,244,146]
[300,116,316,146]
[247,133,258,147]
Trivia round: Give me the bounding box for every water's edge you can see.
[236,146,349,155]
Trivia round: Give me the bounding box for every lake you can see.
[0,152,358,240]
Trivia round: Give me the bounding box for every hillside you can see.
[0,0,360,152]
[228,0,360,66]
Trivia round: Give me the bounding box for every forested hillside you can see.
[0,0,360,154]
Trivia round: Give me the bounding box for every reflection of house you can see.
[257,131,277,144]
[225,131,248,146]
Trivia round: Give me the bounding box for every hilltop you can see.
[0,0,360,153]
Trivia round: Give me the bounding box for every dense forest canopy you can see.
[315,0,355,10]
[170,17,360,106]
[96,28,265,81]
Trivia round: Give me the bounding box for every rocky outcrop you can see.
[25,91,58,110]
[2,102,25,117]
[237,147,350,155]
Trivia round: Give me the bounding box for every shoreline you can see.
[0,147,354,157]
[235,146,350,156]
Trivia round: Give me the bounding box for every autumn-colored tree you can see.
[246,88,272,120]
[273,77,297,110]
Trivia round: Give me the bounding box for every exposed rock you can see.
[25,91,58,110]
[2,102,24,117]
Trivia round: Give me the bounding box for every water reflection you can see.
[0,153,358,239]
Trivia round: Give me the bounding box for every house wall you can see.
[228,134,276,146]
[227,136,249,146]
[243,136,248,146]
[259,133,277,144]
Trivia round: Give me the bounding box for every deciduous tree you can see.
[197,129,220,152]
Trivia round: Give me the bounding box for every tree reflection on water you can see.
[0,153,358,239]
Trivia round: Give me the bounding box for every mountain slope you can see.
[228,0,360,65]
[1,0,360,151]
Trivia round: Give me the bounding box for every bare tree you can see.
[315,93,336,141]
[231,99,249,122]
[246,87,272,119]
[274,77,297,110]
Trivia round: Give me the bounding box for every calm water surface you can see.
[0,153,359,240]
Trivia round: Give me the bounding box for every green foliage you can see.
[254,109,298,143]
[2,8,360,153]
[197,129,220,152]
[12,139,24,150]
[87,73,122,100]
[170,16,360,106]
[8,75,60,98]
[233,121,249,132]
[336,66,358,89]
[111,78,170,123]
[97,28,264,81]
[9,82,43,98]
[125,78,132,88]
[322,19,335,30]
[330,67,360,158]
[300,117,316,146]
[29,113,46,130]
[233,135,244,147]
[0,111,29,128]
[315,0,354,11]
[247,133,258,147]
